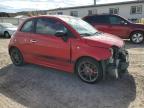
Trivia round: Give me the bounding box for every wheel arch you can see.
[74,56,104,83]
[130,30,144,38]
[4,31,9,34]
[129,30,144,44]
[9,46,25,66]
[9,46,19,54]
[74,56,102,73]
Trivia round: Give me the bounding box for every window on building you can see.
[57,12,63,15]
[131,5,142,14]
[109,8,119,14]
[70,11,78,17]
[88,9,97,15]
[88,10,93,15]
[48,12,56,15]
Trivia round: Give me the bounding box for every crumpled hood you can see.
[83,33,124,48]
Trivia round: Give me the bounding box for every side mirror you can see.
[120,21,128,25]
[55,31,68,42]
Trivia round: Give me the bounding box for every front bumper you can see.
[102,47,129,79]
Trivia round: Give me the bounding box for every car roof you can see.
[83,14,119,18]
[26,15,80,21]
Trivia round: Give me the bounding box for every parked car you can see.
[9,15,129,83]
[0,23,17,38]
[83,14,144,44]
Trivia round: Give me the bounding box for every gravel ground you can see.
[0,38,144,108]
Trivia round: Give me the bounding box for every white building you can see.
[47,0,144,21]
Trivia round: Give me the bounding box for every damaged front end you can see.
[102,45,129,79]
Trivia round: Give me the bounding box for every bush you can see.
[136,18,144,24]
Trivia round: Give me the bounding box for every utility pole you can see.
[94,0,96,5]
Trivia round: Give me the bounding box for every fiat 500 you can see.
[9,15,129,83]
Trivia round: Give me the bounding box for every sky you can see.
[0,0,135,13]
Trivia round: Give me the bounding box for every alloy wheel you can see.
[10,48,24,66]
[131,32,144,44]
[77,61,99,83]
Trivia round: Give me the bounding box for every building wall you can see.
[0,17,26,26]
[47,2,144,20]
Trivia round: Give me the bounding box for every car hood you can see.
[131,23,144,28]
[6,27,17,31]
[82,33,124,48]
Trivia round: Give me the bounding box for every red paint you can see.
[9,15,124,73]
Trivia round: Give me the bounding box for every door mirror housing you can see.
[120,21,128,25]
[55,31,68,42]
[55,31,66,37]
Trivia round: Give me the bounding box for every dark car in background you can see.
[83,14,144,44]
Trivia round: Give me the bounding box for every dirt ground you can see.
[0,38,144,108]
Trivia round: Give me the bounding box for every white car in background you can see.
[0,23,17,38]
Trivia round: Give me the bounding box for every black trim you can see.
[35,54,75,64]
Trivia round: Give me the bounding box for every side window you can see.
[36,18,68,35]
[21,20,33,32]
[84,16,109,24]
[109,16,126,24]
[84,16,95,23]
[94,16,109,24]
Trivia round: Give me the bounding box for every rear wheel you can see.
[4,31,10,38]
[10,48,24,66]
[130,31,144,44]
[75,58,103,84]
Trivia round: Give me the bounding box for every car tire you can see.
[130,31,144,44]
[4,31,10,38]
[75,58,103,84]
[10,48,25,66]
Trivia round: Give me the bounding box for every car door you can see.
[29,18,72,66]
[108,15,130,38]
[16,19,35,60]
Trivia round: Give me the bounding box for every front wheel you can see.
[10,48,24,66]
[75,58,103,84]
[130,31,144,44]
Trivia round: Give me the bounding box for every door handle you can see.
[30,39,37,43]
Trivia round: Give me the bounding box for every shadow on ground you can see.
[124,40,144,49]
[0,64,136,108]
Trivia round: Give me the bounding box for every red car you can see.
[83,14,144,44]
[9,15,129,83]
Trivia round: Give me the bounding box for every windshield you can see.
[1,23,16,28]
[60,17,99,36]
